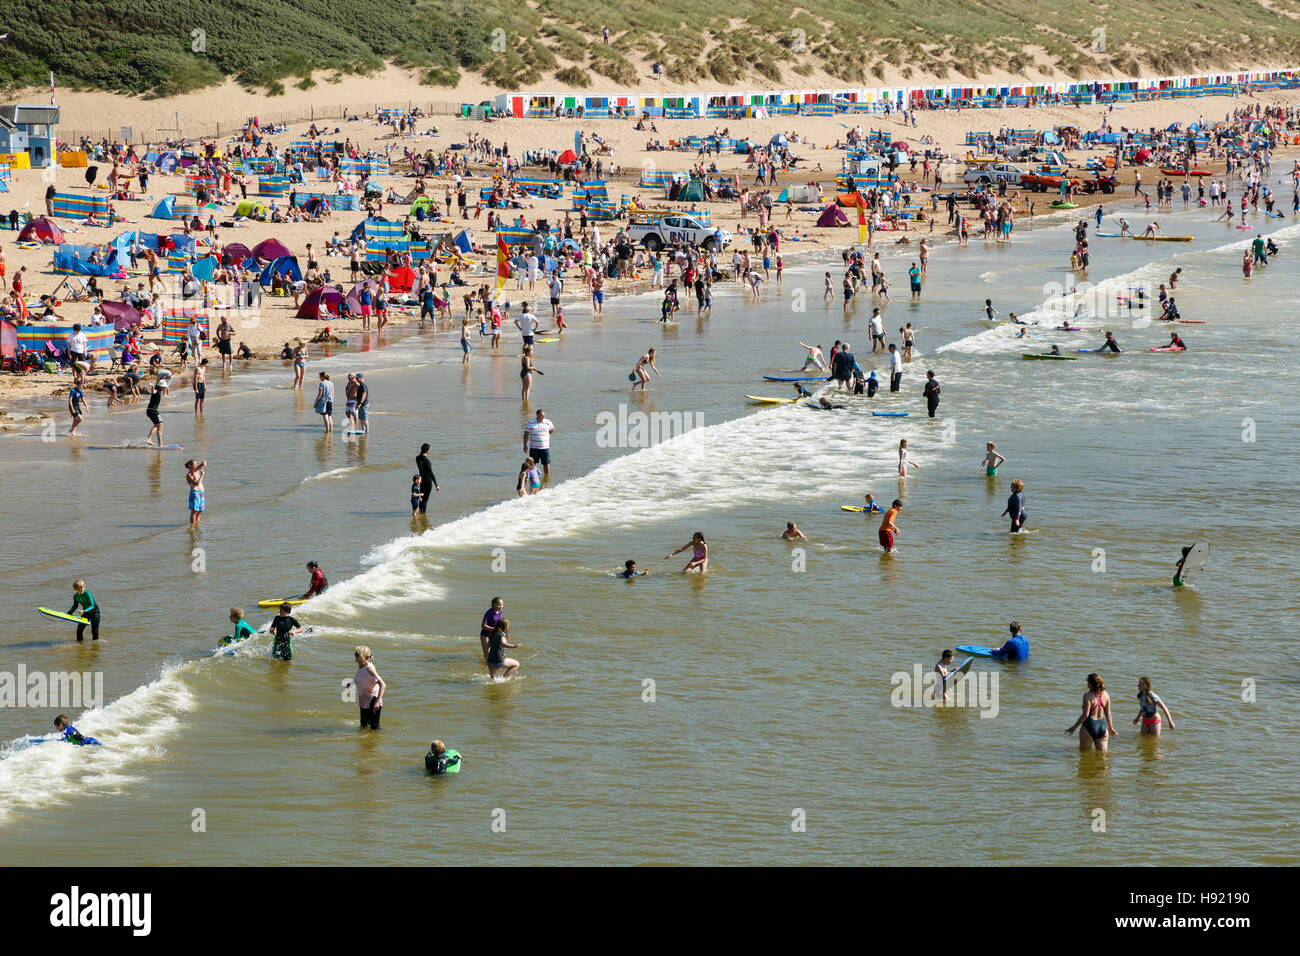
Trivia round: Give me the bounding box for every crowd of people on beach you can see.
[22,90,1286,767]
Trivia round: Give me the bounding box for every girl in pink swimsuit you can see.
[666,532,708,572]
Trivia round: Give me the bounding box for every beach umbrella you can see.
[557,149,578,165]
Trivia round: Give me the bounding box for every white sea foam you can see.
[301,465,361,483]
[0,663,195,822]
[310,404,935,615]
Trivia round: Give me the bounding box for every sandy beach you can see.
[4,78,1299,422]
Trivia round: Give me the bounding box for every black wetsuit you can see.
[416,452,438,514]
[268,614,300,660]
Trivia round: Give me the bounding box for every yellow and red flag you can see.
[495,233,510,302]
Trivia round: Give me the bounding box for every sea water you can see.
[1,205,1296,864]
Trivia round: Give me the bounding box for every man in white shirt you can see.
[187,318,204,366]
[523,408,554,477]
[888,343,904,392]
[67,324,90,371]
[515,302,538,347]
[546,273,563,317]
[869,308,885,352]
[525,253,539,291]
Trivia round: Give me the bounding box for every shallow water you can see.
[2,202,1297,865]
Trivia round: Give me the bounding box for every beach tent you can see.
[676,180,705,203]
[222,242,255,267]
[345,278,383,314]
[17,216,65,244]
[190,255,221,282]
[454,229,473,254]
[411,196,437,219]
[259,255,301,290]
[251,238,293,262]
[388,265,417,293]
[300,196,330,217]
[151,194,197,221]
[101,301,147,330]
[155,151,179,173]
[296,286,345,319]
[777,184,819,203]
[769,133,789,147]
[815,204,850,227]
[235,199,268,218]
[557,149,579,165]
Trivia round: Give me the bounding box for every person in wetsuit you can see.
[221,607,256,645]
[53,714,100,746]
[268,603,303,660]
[989,621,1030,660]
[301,561,328,599]
[69,579,100,642]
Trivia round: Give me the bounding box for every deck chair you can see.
[51,276,92,302]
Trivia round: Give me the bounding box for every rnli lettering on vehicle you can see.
[668,229,699,243]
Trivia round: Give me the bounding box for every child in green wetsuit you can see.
[69,579,99,642]
[221,607,256,645]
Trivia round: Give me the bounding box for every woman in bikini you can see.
[520,345,538,402]
[1066,673,1117,751]
[292,339,307,389]
[1133,676,1175,736]
[632,347,661,391]
[666,532,708,573]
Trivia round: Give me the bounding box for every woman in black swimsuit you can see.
[1066,673,1116,751]
[520,345,538,402]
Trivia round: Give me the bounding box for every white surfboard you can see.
[1177,541,1209,585]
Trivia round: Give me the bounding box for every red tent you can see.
[558,149,578,164]
[251,237,293,262]
[297,286,345,319]
[223,242,255,266]
[388,265,417,293]
[18,216,66,244]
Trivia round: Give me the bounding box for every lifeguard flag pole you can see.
[494,233,510,303]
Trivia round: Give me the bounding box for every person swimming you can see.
[781,521,808,540]
[620,559,649,578]
[425,739,462,775]
[52,714,100,746]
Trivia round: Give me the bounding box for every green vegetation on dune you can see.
[2,0,1300,97]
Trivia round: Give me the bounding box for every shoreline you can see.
[3,88,1295,411]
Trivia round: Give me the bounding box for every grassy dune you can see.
[2,0,1300,97]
